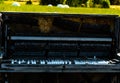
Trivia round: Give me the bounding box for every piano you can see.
[0,12,120,72]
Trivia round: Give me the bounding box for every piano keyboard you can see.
[10,59,109,65]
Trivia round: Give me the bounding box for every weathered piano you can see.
[0,12,120,83]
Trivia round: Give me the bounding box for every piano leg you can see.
[111,75,120,83]
[0,73,9,83]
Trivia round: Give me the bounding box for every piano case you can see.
[0,12,120,72]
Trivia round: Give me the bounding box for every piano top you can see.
[1,11,118,18]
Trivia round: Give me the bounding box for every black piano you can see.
[0,12,120,72]
[0,12,120,83]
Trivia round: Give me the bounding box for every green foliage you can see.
[87,0,110,8]
[0,0,4,4]
[93,0,102,4]
[39,0,110,8]
[101,0,110,8]
[66,0,88,7]
[26,0,32,5]
[40,0,64,6]
[110,0,120,5]
[40,0,89,7]
[66,0,80,7]
[62,0,65,4]
[87,0,93,7]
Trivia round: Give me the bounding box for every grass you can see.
[0,1,120,16]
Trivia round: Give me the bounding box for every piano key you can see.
[40,60,45,64]
[27,60,30,64]
[18,60,21,64]
[31,60,36,64]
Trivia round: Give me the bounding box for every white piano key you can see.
[31,60,36,64]
[68,61,72,64]
[40,60,45,64]
[11,59,15,64]
[18,60,21,64]
[21,60,25,64]
[27,60,30,64]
